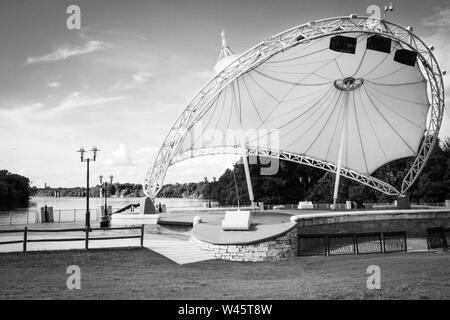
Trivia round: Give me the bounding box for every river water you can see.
[31,196,212,211]
[0,197,217,225]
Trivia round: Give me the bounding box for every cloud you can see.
[103,145,158,169]
[48,81,61,88]
[423,7,450,30]
[25,40,105,65]
[421,8,450,138]
[55,91,124,111]
[108,72,155,92]
[105,144,135,167]
[132,72,154,84]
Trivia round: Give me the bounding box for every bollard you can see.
[9,211,12,225]
[85,228,89,250]
[193,216,202,226]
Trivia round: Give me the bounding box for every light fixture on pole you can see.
[77,146,99,230]
[99,175,103,198]
[383,2,394,19]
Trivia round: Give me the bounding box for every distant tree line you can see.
[0,170,36,210]
[158,181,210,199]
[36,183,145,198]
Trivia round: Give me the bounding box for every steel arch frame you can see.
[143,15,445,199]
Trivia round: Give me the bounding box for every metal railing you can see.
[298,231,407,256]
[426,227,449,249]
[0,225,145,252]
[0,208,122,226]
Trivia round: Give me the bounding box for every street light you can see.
[299,176,311,201]
[77,146,99,229]
[204,177,210,208]
[99,174,113,228]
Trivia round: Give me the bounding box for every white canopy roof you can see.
[178,32,429,176]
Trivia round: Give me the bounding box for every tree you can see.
[0,170,35,210]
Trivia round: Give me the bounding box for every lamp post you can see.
[299,176,311,201]
[204,177,211,208]
[211,177,216,208]
[77,146,99,230]
[99,174,113,228]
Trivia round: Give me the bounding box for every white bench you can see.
[298,201,314,209]
[221,211,252,231]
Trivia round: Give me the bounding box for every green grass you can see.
[0,248,449,299]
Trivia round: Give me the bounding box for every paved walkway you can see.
[146,239,216,264]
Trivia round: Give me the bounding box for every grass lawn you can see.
[0,248,449,299]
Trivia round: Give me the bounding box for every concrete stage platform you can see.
[161,207,450,247]
[158,211,293,227]
[193,222,296,245]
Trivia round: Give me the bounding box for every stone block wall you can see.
[297,217,450,238]
[190,227,298,262]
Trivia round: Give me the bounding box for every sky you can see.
[0,0,449,188]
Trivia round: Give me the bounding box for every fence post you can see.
[23,227,28,252]
[353,235,358,255]
[85,228,89,250]
[9,211,12,225]
[442,229,448,249]
[404,233,408,252]
[140,225,144,248]
[380,233,385,253]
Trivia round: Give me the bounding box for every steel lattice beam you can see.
[171,146,400,195]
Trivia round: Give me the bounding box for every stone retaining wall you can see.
[190,227,298,262]
[295,210,450,237]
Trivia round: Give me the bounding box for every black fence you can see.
[426,227,449,250]
[298,231,407,256]
[0,226,144,252]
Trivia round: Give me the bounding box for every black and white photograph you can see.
[0,0,449,307]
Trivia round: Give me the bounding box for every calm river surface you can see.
[31,196,212,210]
[0,197,218,225]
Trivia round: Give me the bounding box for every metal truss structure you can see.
[172,146,400,195]
[143,15,445,199]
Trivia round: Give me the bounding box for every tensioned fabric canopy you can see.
[178,32,429,176]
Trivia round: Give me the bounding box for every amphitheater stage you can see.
[161,207,450,247]
[193,221,296,245]
[158,210,294,227]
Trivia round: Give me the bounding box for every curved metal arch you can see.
[143,15,445,199]
[171,146,400,195]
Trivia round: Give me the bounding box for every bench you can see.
[221,211,252,231]
[298,201,314,209]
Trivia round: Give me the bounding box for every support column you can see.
[333,89,349,208]
[241,148,255,206]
